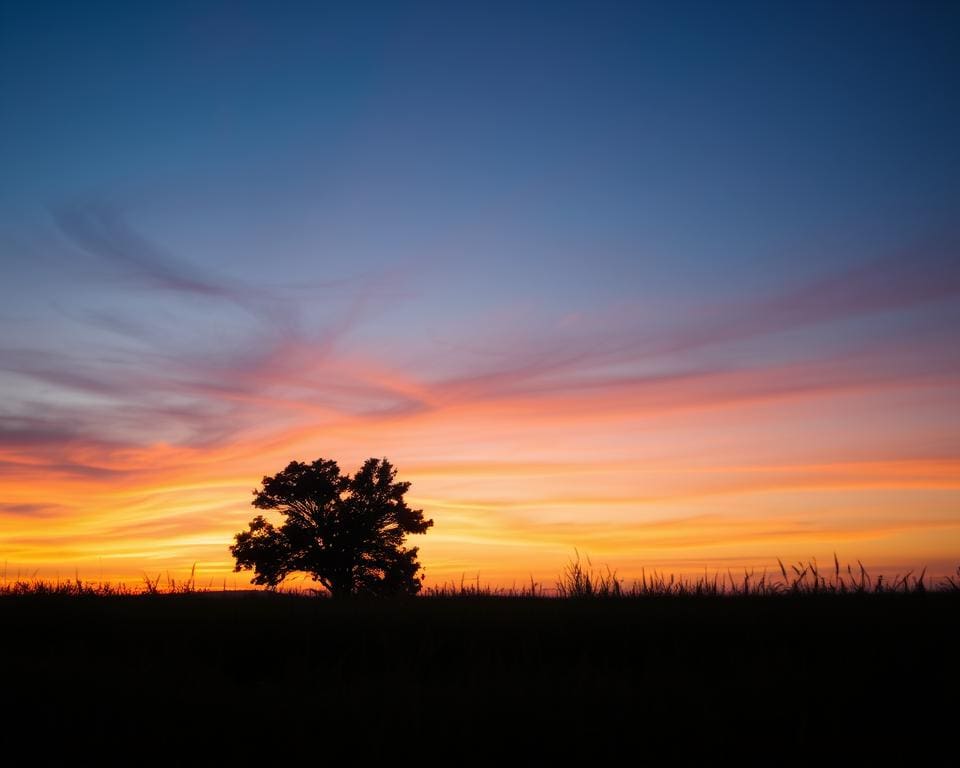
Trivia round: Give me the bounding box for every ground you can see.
[0,592,956,762]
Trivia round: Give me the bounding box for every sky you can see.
[1,1,959,588]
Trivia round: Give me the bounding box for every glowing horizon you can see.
[2,3,959,588]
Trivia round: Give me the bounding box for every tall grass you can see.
[425,553,957,598]
[0,563,202,597]
[549,552,947,597]
[2,557,958,598]
[0,577,137,597]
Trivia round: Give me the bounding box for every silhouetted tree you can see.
[230,457,433,597]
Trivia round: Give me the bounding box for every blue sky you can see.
[4,2,958,288]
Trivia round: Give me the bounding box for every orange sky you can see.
[3,326,958,589]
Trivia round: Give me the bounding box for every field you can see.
[1,567,957,763]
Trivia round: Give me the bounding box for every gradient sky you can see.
[2,1,959,588]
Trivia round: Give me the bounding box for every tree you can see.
[230,457,433,597]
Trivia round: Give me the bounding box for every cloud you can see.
[39,203,960,429]
[2,217,958,583]
[0,200,428,465]
[53,203,234,296]
[4,226,958,480]
[652,238,960,354]
[51,201,419,337]
[0,502,69,518]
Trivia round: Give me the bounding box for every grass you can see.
[0,562,200,597]
[0,569,956,762]
[3,555,957,598]
[1,556,956,760]
[425,553,957,598]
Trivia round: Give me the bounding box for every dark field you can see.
[1,590,957,763]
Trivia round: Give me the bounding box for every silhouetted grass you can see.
[2,555,956,598]
[1,557,956,761]
[423,554,953,598]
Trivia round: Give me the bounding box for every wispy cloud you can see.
[0,502,70,518]
[652,239,960,357]
[2,223,958,583]
[53,203,233,297]
[51,201,419,336]
[3,232,959,472]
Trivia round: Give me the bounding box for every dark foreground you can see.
[1,592,957,763]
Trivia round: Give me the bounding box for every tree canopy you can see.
[230,457,433,597]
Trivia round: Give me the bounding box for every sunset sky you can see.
[1,2,958,588]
